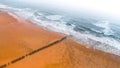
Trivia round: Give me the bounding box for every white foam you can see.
[0,3,9,9]
[46,15,63,20]
[94,20,114,35]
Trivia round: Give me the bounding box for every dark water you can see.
[0,1,120,56]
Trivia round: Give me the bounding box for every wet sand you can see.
[0,12,120,68]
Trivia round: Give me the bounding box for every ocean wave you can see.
[93,20,114,35]
[0,3,120,56]
[46,15,63,21]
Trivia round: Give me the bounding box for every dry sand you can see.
[0,12,120,68]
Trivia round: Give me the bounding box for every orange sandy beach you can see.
[0,12,120,68]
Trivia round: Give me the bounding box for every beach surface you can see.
[0,12,120,68]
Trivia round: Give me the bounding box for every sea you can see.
[0,0,120,56]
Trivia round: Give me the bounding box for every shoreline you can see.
[1,9,120,56]
[15,10,120,58]
[0,12,120,68]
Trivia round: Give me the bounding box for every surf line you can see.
[0,36,67,68]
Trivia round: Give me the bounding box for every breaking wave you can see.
[0,3,120,56]
[93,20,114,35]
